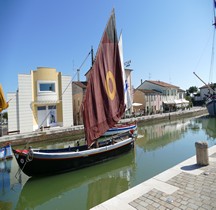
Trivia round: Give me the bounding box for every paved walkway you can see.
[91,145,216,210]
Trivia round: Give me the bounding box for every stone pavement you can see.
[91,145,216,210]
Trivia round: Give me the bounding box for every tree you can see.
[187,86,198,94]
[2,112,8,120]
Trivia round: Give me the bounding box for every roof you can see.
[145,80,179,89]
[125,68,133,72]
[135,89,162,94]
[178,88,186,92]
[72,81,87,89]
[199,83,216,89]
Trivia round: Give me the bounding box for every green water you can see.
[1,115,215,210]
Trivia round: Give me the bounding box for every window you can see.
[39,83,55,92]
[37,106,46,110]
[48,105,56,110]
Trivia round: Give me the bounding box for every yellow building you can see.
[72,81,87,125]
[7,67,73,133]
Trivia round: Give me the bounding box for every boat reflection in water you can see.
[15,150,135,210]
[0,159,12,210]
[201,116,216,139]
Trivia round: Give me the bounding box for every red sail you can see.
[82,10,125,146]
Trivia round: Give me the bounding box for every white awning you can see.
[163,101,175,105]
[163,99,189,105]
[174,99,189,104]
[132,103,142,106]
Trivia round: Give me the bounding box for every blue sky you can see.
[0,0,215,99]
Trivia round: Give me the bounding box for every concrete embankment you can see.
[0,125,85,146]
[0,107,208,146]
[120,106,208,125]
[91,144,216,210]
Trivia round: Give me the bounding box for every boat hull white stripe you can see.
[32,138,133,159]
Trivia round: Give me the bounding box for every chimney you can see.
[77,69,80,81]
[141,79,143,84]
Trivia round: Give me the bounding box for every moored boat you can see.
[194,1,216,117]
[13,132,134,177]
[206,96,216,116]
[102,122,137,136]
[13,9,136,177]
[205,1,216,117]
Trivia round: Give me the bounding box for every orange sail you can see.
[0,84,9,113]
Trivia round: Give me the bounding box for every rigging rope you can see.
[193,31,212,74]
[209,26,215,83]
[62,51,91,96]
[209,0,216,83]
[193,2,216,85]
[35,50,91,131]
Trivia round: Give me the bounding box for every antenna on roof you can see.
[124,60,131,67]
[77,69,80,81]
[149,73,151,80]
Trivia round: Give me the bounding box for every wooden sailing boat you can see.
[13,10,136,177]
[102,122,137,136]
[205,0,216,116]
[205,86,216,117]
[202,1,216,116]
[0,83,13,159]
[194,1,216,117]
[102,31,137,136]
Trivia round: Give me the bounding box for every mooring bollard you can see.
[195,141,209,166]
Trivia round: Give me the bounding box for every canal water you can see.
[1,115,215,210]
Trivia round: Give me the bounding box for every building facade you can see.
[135,80,188,113]
[7,67,73,133]
[72,81,87,125]
[133,89,163,115]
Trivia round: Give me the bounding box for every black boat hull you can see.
[13,138,134,177]
[206,98,216,117]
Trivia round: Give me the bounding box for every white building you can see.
[7,67,73,133]
[136,80,188,112]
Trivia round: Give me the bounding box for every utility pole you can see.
[91,46,94,66]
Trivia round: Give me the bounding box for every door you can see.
[37,106,47,127]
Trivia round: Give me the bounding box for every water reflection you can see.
[137,119,190,151]
[2,115,216,210]
[15,151,135,210]
[201,117,216,139]
[0,160,12,210]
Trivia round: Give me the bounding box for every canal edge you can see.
[90,144,216,210]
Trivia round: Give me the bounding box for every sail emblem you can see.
[104,70,116,100]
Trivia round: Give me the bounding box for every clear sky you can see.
[0,0,215,100]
